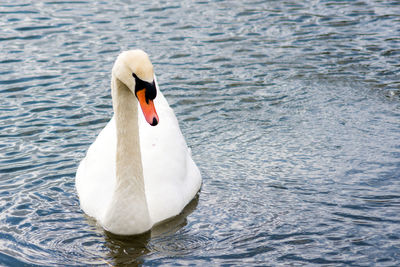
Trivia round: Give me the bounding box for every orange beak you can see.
[136,89,159,126]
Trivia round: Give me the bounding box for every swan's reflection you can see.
[103,194,199,266]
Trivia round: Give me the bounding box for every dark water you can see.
[1,0,400,265]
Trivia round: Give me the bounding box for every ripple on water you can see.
[0,0,400,265]
[148,230,210,257]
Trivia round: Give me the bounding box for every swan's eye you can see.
[145,81,157,101]
[132,73,157,101]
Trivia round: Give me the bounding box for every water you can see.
[1,0,400,265]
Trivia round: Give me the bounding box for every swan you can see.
[75,50,202,235]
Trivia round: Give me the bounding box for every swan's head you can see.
[113,49,159,126]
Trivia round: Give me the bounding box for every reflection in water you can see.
[104,195,199,265]
[105,233,150,266]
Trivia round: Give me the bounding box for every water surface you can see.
[1,0,400,265]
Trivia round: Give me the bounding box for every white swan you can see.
[75,50,202,235]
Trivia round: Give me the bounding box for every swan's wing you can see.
[75,117,116,221]
[139,91,202,224]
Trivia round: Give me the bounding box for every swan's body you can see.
[75,50,201,235]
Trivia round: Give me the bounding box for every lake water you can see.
[1,0,400,265]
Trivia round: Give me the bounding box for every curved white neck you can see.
[102,74,151,235]
[112,75,143,190]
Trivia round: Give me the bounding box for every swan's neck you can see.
[103,74,151,235]
[112,76,143,192]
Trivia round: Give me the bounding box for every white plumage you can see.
[75,50,202,235]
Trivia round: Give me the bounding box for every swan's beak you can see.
[137,89,159,126]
